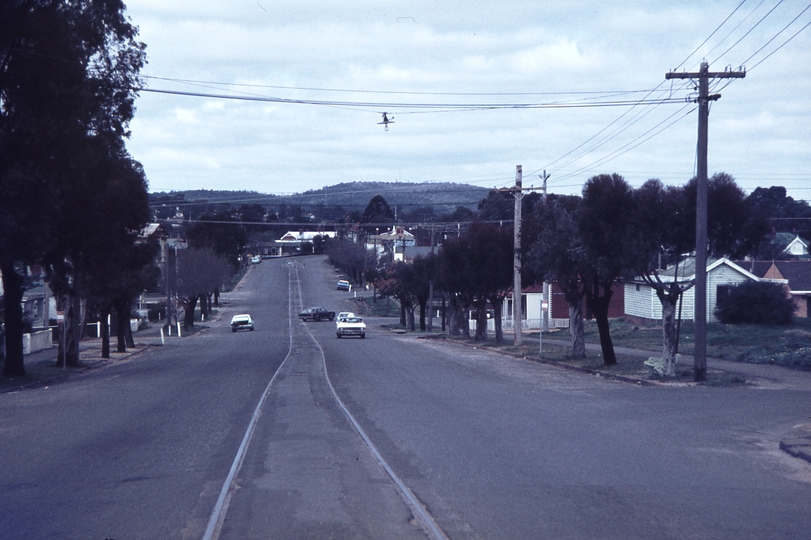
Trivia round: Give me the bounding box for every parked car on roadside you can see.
[230,314,254,332]
[298,307,335,322]
[336,316,366,338]
[337,279,351,291]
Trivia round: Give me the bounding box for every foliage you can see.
[715,281,794,325]
[1,0,146,375]
[362,195,395,229]
[747,185,811,240]
[176,248,232,329]
[578,173,635,365]
[186,211,248,268]
[523,194,587,358]
[326,239,370,285]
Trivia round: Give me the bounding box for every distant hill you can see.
[149,182,491,216]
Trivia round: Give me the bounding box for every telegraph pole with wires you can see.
[666,61,745,381]
[513,166,524,346]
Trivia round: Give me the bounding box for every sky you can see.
[123,0,811,202]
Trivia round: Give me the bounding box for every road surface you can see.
[1,256,810,539]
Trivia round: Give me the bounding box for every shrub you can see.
[715,281,794,325]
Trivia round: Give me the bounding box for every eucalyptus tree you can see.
[0,0,146,373]
[524,195,588,358]
[627,173,769,377]
[577,174,636,365]
[627,179,694,376]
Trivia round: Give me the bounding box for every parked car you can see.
[337,280,351,291]
[298,307,335,322]
[230,314,254,332]
[336,316,366,338]
[250,255,261,264]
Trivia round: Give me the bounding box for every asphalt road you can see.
[1,256,810,539]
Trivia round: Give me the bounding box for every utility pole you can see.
[428,221,435,332]
[513,165,523,346]
[666,61,745,381]
[539,169,549,204]
[539,170,551,336]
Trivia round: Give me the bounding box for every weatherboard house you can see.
[624,257,761,323]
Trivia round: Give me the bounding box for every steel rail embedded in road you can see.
[202,260,448,540]
[201,263,299,540]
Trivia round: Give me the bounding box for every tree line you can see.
[337,172,797,379]
[1,0,152,376]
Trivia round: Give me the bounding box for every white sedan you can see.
[336,316,366,339]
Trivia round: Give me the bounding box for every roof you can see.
[770,260,811,293]
[641,256,758,283]
[278,231,336,242]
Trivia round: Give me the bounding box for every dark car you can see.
[298,307,335,322]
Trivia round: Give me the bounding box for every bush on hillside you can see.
[715,281,794,325]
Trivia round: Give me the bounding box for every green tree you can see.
[524,195,587,358]
[1,0,146,374]
[186,212,248,268]
[362,195,395,231]
[176,248,231,330]
[578,173,635,366]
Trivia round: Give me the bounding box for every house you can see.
[770,232,810,259]
[624,257,759,323]
[741,259,811,318]
[504,281,624,330]
[271,230,336,256]
[781,235,810,258]
[366,227,417,264]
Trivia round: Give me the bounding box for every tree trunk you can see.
[113,297,128,353]
[63,291,81,367]
[125,297,135,349]
[489,295,504,343]
[407,305,416,331]
[461,302,471,339]
[586,286,616,366]
[658,286,681,377]
[1,263,26,377]
[100,304,111,359]
[474,300,487,341]
[418,298,427,331]
[448,296,460,335]
[183,295,199,330]
[568,301,586,359]
[200,294,209,320]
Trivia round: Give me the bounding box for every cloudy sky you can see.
[123,0,810,201]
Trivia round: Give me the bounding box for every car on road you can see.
[298,307,335,322]
[336,316,366,338]
[336,311,355,324]
[250,255,261,264]
[337,279,351,291]
[230,314,254,332]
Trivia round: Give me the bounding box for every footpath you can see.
[535,337,811,464]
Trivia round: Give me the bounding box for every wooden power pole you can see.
[513,165,523,346]
[666,61,745,381]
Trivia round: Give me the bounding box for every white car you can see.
[230,314,254,332]
[336,316,366,339]
[336,312,355,325]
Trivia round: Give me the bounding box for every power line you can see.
[133,86,687,111]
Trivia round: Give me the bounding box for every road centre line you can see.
[201,264,299,540]
[298,283,450,540]
[204,261,448,540]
